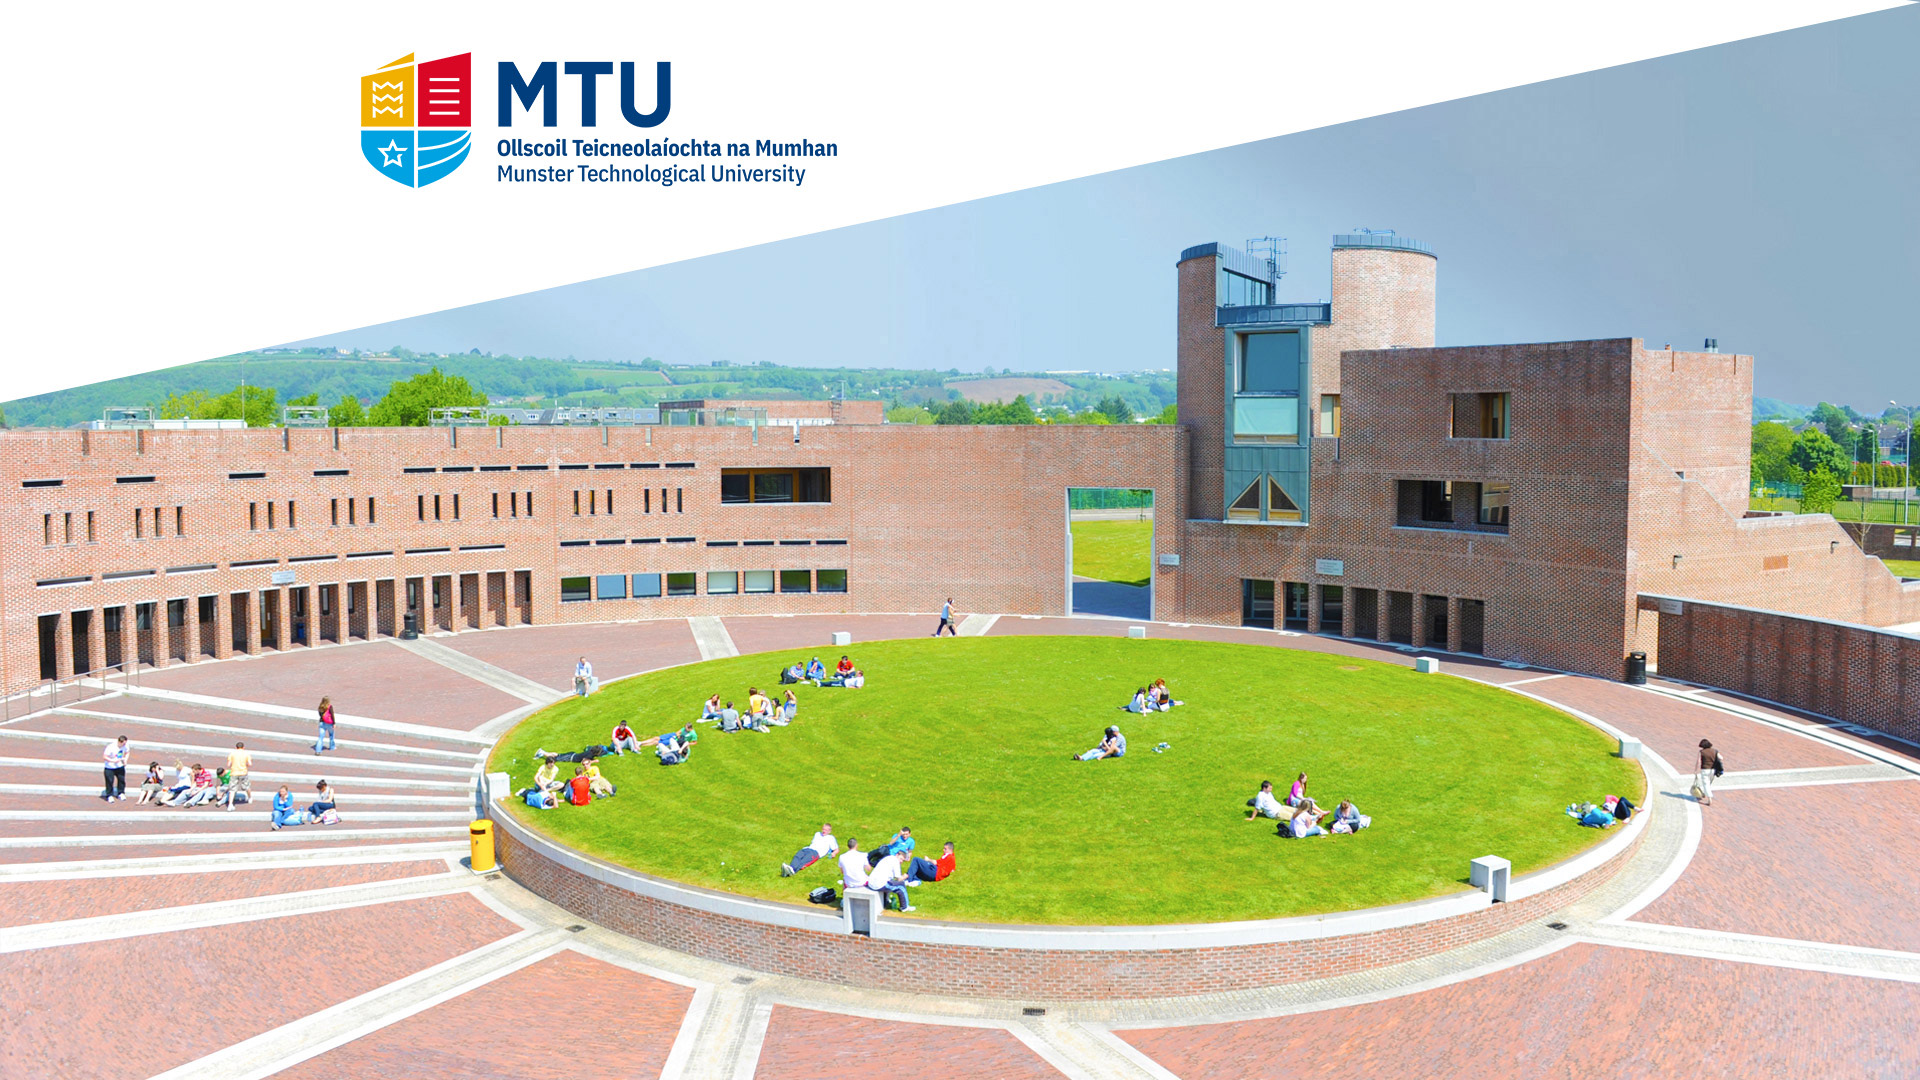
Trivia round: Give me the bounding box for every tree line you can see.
[159,368,486,427]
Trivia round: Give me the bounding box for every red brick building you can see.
[3,235,1914,693]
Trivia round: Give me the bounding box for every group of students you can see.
[105,734,340,829]
[1246,772,1371,838]
[699,686,800,734]
[1123,679,1182,713]
[779,823,957,913]
[778,655,865,690]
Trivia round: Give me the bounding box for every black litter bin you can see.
[402,612,419,640]
[1624,651,1647,685]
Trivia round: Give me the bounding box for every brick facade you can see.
[496,816,1640,1000]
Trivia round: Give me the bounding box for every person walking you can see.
[314,697,336,755]
[101,735,130,801]
[934,598,959,637]
[1695,739,1722,806]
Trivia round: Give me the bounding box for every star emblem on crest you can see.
[377,139,407,167]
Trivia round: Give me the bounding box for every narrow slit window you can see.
[644,489,651,514]
[136,508,146,538]
[87,511,97,543]
[366,497,375,524]
[331,498,339,526]
[63,512,73,544]
[417,495,426,522]
[607,489,614,515]
[248,503,257,531]
[287,501,295,529]
[43,513,52,546]
[433,495,441,521]
[451,493,459,520]
[175,507,183,536]
[346,498,355,525]
[676,488,683,513]
[266,502,275,529]
[153,507,163,536]
[492,492,499,518]
[574,490,581,516]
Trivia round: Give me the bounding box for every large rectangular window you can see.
[1217,267,1272,307]
[720,468,831,504]
[742,569,775,594]
[816,568,848,593]
[665,572,697,597]
[707,570,738,595]
[595,574,627,599]
[1237,331,1300,395]
[560,576,591,603]
[1479,482,1511,527]
[779,569,812,593]
[1451,392,1512,439]
[632,573,662,598]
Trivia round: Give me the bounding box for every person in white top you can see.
[837,839,869,892]
[1246,780,1285,821]
[101,736,131,801]
[867,852,913,912]
[573,657,595,697]
[781,823,839,877]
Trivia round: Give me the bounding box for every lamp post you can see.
[1898,400,1913,526]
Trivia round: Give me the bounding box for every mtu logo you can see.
[360,52,472,188]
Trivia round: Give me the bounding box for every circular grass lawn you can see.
[489,636,1642,926]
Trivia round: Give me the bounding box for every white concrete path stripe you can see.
[957,613,1000,637]
[393,636,561,705]
[117,686,493,746]
[1017,1018,1158,1080]
[689,615,739,660]
[0,826,466,849]
[0,842,464,880]
[0,755,473,790]
[145,926,570,1080]
[0,784,469,805]
[1634,684,1916,775]
[0,871,475,954]
[0,729,475,775]
[51,706,481,762]
[0,809,472,824]
[1578,921,1920,983]
[1714,763,1913,790]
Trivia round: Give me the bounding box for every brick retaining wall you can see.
[496,822,1640,1000]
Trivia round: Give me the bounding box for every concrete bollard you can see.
[1128,626,1147,639]
[1414,657,1441,674]
[831,631,851,646]
[1619,737,1644,760]
[842,887,881,935]
[1470,855,1511,903]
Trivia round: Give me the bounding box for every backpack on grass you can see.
[808,887,838,905]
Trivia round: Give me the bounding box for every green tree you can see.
[285,392,320,407]
[1096,395,1135,424]
[367,368,487,426]
[1750,421,1795,484]
[885,404,935,425]
[159,383,280,427]
[330,394,367,426]
[933,400,975,425]
[1799,470,1842,515]
[973,395,1037,425]
[1788,428,1851,479]
[1146,403,1178,424]
[1809,402,1858,458]
[1071,409,1113,425]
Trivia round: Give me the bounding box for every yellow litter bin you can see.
[469,819,496,873]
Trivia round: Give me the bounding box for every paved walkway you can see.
[1,614,1914,1078]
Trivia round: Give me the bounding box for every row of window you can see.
[561,568,849,602]
[42,508,187,546]
[573,488,686,515]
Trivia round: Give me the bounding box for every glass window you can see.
[1479,482,1511,527]
[595,574,627,599]
[1420,481,1454,523]
[135,603,153,631]
[1480,392,1510,439]
[1268,479,1302,522]
[780,569,812,593]
[743,570,775,594]
[707,570,738,594]
[560,577,591,602]
[1319,394,1341,437]
[753,471,793,503]
[1232,397,1299,442]
[817,569,848,593]
[167,599,186,628]
[666,572,697,597]
[720,473,750,504]
[632,573,662,598]
[1237,332,1300,394]
[1228,480,1262,521]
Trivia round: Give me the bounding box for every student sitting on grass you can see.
[638,725,696,749]
[781,823,839,877]
[837,838,868,892]
[565,765,593,806]
[1288,799,1328,838]
[716,702,743,732]
[609,722,640,756]
[843,669,866,689]
[1074,726,1126,761]
[1125,688,1150,714]
[1149,679,1182,710]
[700,695,724,721]
[655,730,696,765]
[866,848,914,912]
[905,841,956,887]
[866,826,916,868]
[1330,799,1371,834]
[1246,780,1285,821]
[780,662,805,685]
[805,657,827,683]
[820,656,859,686]
[1287,772,1310,807]
[778,689,798,725]
[584,757,615,798]
[534,757,564,797]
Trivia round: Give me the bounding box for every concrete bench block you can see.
[1619,737,1644,760]
[1128,626,1147,639]
[1470,855,1511,903]
[831,631,851,646]
[842,886,881,935]
[1414,657,1441,674]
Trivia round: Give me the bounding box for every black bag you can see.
[1713,754,1724,778]
[808,886,837,905]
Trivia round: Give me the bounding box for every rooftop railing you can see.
[1217,303,1331,326]
[1332,233,1434,255]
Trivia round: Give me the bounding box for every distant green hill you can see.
[1753,396,1810,423]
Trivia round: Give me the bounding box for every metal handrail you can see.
[3,662,140,722]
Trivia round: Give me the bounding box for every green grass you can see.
[1884,559,1920,579]
[1070,519,1153,586]
[489,637,1642,926]
[1749,496,1919,524]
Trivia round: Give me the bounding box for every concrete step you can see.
[47,708,481,763]
[59,695,482,753]
[0,788,470,808]
[0,824,468,849]
[0,729,477,777]
[0,808,472,825]
[0,758,474,794]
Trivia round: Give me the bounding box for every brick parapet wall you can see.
[1648,597,1920,739]
[495,819,1640,1001]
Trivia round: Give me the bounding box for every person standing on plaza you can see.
[314,697,336,755]
[223,742,252,810]
[934,598,959,637]
[101,735,130,801]
[1695,739,1722,807]
[574,657,595,697]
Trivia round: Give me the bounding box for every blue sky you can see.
[289,6,1918,410]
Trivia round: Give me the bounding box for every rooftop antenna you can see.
[1245,237,1288,285]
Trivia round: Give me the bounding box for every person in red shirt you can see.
[566,765,592,807]
[905,841,955,887]
[609,722,640,756]
[836,655,855,677]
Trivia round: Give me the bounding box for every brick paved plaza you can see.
[0,613,1913,1078]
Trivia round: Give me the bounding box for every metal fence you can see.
[1068,488,1154,511]
[1,663,140,722]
